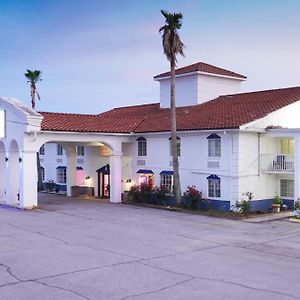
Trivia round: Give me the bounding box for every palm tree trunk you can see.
[31,85,36,110]
[30,84,43,192]
[37,153,44,192]
[170,59,181,204]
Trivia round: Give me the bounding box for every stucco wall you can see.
[158,73,243,108]
[198,74,241,104]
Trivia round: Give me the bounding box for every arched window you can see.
[169,137,181,157]
[207,134,221,157]
[39,145,45,155]
[207,175,221,198]
[40,166,45,182]
[56,166,67,184]
[137,136,147,156]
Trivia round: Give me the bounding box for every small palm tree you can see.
[160,10,185,204]
[25,69,43,191]
[24,70,42,111]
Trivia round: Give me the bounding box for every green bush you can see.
[45,180,56,192]
[183,186,202,210]
[235,192,253,216]
[274,194,283,205]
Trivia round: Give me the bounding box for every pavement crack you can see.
[0,262,21,282]
[139,262,300,299]
[119,278,194,300]
[34,280,91,300]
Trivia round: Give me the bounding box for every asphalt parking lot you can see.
[0,193,300,300]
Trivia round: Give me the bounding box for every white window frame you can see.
[280,179,294,198]
[76,145,85,156]
[57,144,63,156]
[160,174,173,194]
[57,168,67,184]
[137,137,147,156]
[208,179,221,198]
[208,139,221,157]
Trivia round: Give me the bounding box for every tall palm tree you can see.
[159,10,185,204]
[25,70,42,110]
[25,69,44,191]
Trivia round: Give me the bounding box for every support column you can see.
[109,151,122,203]
[294,135,300,203]
[66,151,77,196]
[20,151,37,209]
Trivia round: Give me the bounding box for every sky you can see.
[1,0,300,113]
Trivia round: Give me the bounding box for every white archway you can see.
[0,141,6,203]
[8,139,20,205]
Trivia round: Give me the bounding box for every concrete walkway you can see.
[0,193,300,300]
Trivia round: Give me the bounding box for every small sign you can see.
[0,110,5,138]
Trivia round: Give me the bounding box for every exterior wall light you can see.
[19,158,22,162]
[5,157,8,162]
[126,179,131,183]
[85,176,91,180]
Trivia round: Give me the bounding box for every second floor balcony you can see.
[261,154,294,174]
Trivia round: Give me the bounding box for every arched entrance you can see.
[96,164,110,198]
[8,140,20,205]
[0,141,6,203]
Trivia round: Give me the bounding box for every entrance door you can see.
[96,164,110,198]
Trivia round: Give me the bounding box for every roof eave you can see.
[154,71,246,81]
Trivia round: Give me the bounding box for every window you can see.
[137,137,147,156]
[281,139,294,155]
[40,167,45,181]
[280,179,294,198]
[76,145,84,156]
[207,175,221,198]
[160,171,173,194]
[57,167,67,184]
[207,134,221,157]
[169,137,181,157]
[57,144,63,156]
[39,145,45,156]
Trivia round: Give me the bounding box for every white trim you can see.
[154,71,246,81]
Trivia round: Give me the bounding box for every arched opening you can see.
[8,140,20,205]
[0,142,6,203]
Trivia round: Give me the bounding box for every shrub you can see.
[45,180,56,192]
[184,186,202,210]
[140,182,154,203]
[153,185,168,205]
[128,185,140,202]
[274,194,283,206]
[234,192,252,216]
[295,200,300,211]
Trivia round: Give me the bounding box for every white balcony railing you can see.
[261,154,294,173]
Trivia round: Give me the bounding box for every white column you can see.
[19,151,38,209]
[66,151,77,196]
[294,134,300,203]
[109,151,122,203]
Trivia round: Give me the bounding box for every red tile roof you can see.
[40,86,300,134]
[154,62,247,80]
[40,112,143,133]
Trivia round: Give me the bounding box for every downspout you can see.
[258,133,261,176]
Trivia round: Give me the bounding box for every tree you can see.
[25,70,42,110]
[25,69,44,191]
[159,10,185,204]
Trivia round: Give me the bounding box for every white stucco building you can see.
[1,61,300,210]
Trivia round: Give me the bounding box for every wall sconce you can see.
[85,176,91,180]
[19,158,22,162]
[126,179,131,183]
[5,157,8,162]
